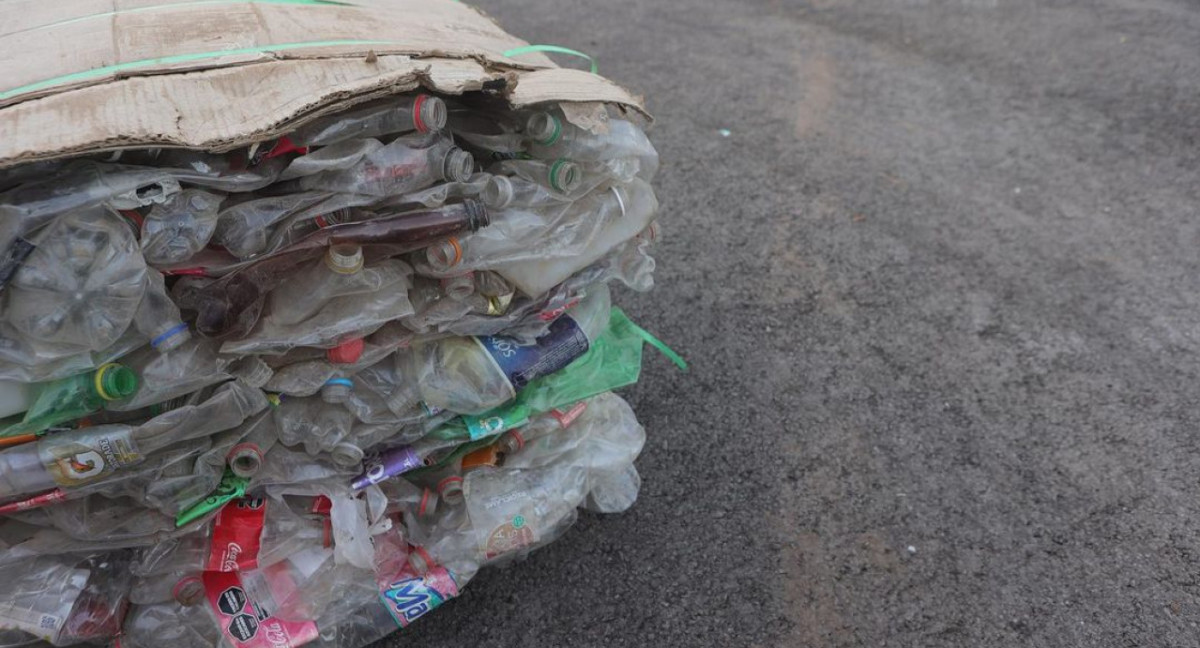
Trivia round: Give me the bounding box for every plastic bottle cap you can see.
[412,94,448,133]
[228,443,264,478]
[443,148,475,183]
[548,158,580,193]
[418,487,438,517]
[327,338,365,364]
[441,272,475,301]
[499,430,525,454]
[95,363,138,401]
[482,176,514,209]
[462,445,500,471]
[173,576,205,606]
[150,322,190,352]
[426,237,462,270]
[332,443,365,467]
[527,112,562,146]
[322,378,353,404]
[325,244,364,274]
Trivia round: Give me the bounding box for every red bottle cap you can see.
[327,338,365,364]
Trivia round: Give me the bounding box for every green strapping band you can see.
[503,44,598,74]
[0,39,395,100]
[614,310,689,371]
[6,0,353,38]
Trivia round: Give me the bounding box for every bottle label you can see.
[484,516,537,559]
[475,314,589,395]
[351,446,422,490]
[38,426,141,487]
[207,496,268,572]
[378,566,459,629]
[0,566,87,641]
[203,570,319,648]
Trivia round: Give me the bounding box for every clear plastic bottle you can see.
[0,555,127,646]
[0,363,138,437]
[267,244,366,326]
[0,160,181,253]
[139,189,223,266]
[408,463,587,578]
[129,497,325,605]
[481,175,574,210]
[416,283,611,414]
[213,191,336,260]
[493,179,658,296]
[3,206,146,352]
[182,200,489,340]
[299,132,474,197]
[526,112,659,173]
[290,94,449,146]
[491,157,582,194]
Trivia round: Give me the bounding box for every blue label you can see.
[380,574,452,628]
[476,315,589,394]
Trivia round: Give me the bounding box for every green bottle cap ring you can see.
[95,363,138,401]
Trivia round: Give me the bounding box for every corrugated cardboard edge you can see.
[0,2,650,168]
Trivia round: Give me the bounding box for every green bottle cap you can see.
[95,363,138,401]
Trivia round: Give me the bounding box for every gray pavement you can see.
[386,1,1200,646]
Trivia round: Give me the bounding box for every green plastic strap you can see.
[502,45,598,74]
[1,39,395,100]
[8,1,352,38]
[613,308,688,371]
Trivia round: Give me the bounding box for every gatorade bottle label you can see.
[38,427,141,487]
[207,496,268,572]
[203,571,318,648]
[378,567,459,629]
[475,315,589,394]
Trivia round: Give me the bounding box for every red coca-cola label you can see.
[207,497,267,572]
[203,571,318,648]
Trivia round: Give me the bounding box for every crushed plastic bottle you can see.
[0,88,678,648]
[416,283,611,414]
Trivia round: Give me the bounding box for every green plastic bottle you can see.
[0,363,139,437]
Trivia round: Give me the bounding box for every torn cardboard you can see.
[0,0,648,167]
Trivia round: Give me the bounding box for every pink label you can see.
[207,496,267,572]
[203,571,318,648]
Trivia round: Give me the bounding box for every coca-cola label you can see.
[207,496,267,571]
[378,567,459,629]
[475,314,589,395]
[203,571,318,648]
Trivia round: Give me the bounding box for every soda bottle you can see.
[300,132,474,198]
[290,94,449,146]
[0,363,137,437]
[267,245,366,326]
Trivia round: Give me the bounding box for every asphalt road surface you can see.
[386,1,1200,646]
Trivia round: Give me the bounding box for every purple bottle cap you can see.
[351,445,423,490]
